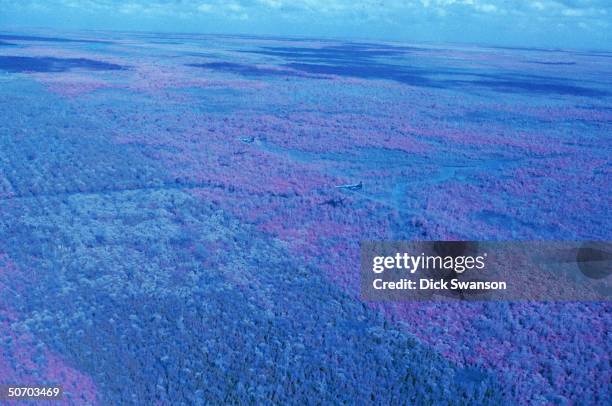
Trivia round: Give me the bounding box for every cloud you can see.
[3,0,610,19]
[197,3,213,13]
[0,0,609,49]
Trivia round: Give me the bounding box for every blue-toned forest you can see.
[0,31,610,404]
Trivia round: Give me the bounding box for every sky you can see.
[0,0,610,50]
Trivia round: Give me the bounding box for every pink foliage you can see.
[0,255,99,405]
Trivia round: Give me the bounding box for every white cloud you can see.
[3,0,611,43]
[477,3,497,13]
[197,3,214,13]
[562,8,585,16]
